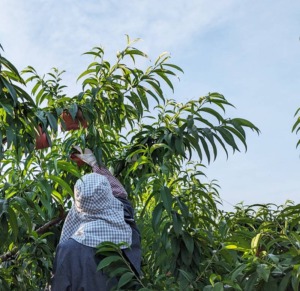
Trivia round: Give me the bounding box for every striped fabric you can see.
[60,173,132,248]
[92,165,128,199]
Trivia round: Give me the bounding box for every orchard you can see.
[0,38,300,290]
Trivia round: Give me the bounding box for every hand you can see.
[70,146,97,167]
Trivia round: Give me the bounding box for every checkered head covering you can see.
[60,173,132,248]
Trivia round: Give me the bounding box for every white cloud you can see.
[0,0,237,96]
[1,0,235,66]
[1,0,300,207]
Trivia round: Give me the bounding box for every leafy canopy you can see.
[2,38,298,290]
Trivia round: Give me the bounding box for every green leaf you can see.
[2,78,18,106]
[213,133,229,158]
[0,214,8,242]
[31,80,41,96]
[186,135,202,161]
[36,110,47,128]
[145,80,164,100]
[109,267,129,278]
[0,101,14,116]
[164,63,184,73]
[232,118,260,133]
[223,125,247,151]
[251,233,262,250]
[231,264,248,281]
[139,87,149,110]
[35,87,46,106]
[57,161,81,178]
[256,264,270,282]
[130,156,149,172]
[1,56,22,82]
[13,201,32,232]
[176,198,190,217]
[268,253,279,264]
[181,243,193,266]
[156,71,174,92]
[213,282,224,291]
[175,136,185,156]
[199,107,224,122]
[7,206,18,241]
[160,186,172,214]
[182,232,194,254]
[216,127,239,151]
[279,271,292,291]
[117,272,134,289]
[46,112,58,132]
[203,286,213,291]
[6,126,15,148]
[128,48,148,57]
[97,255,123,271]
[172,212,183,235]
[152,202,163,231]
[39,192,52,216]
[68,103,78,120]
[199,136,211,163]
[47,175,73,196]
[76,69,96,82]
[170,236,181,257]
[0,199,9,216]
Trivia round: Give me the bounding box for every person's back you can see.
[51,239,117,291]
[51,173,133,290]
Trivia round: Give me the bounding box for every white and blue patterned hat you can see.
[60,173,132,248]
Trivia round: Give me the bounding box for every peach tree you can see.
[0,38,263,290]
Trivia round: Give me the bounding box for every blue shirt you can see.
[51,239,117,291]
[51,198,141,290]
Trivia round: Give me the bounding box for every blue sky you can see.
[1,0,300,210]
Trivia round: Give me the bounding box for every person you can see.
[71,147,142,276]
[50,148,141,290]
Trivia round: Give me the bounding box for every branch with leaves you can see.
[0,38,265,290]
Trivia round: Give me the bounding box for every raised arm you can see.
[70,146,127,199]
[92,165,127,198]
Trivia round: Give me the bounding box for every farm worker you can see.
[50,148,141,290]
[71,147,142,275]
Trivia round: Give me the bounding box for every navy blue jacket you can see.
[51,239,117,290]
[51,198,141,290]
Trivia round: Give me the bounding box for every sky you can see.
[1,0,300,210]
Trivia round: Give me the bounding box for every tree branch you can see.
[0,213,66,263]
[36,213,66,235]
[0,246,18,263]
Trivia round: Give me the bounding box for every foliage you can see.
[207,202,300,290]
[0,37,298,291]
[0,47,37,156]
[96,242,144,290]
[292,107,300,149]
